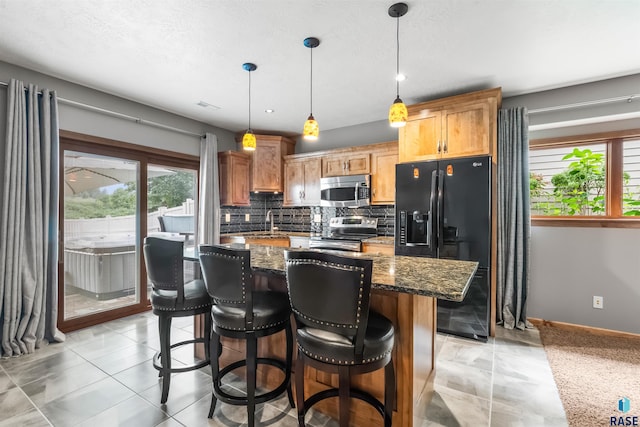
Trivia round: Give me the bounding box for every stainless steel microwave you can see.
[320,174,370,207]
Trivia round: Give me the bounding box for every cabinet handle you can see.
[443,140,448,153]
[302,191,305,199]
[372,188,376,197]
[437,140,441,153]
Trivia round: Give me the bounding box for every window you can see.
[529,129,640,227]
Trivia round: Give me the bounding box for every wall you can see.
[504,73,640,334]
[294,119,397,154]
[0,60,236,154]
[220,193,394,237]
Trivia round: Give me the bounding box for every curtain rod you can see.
[0,80,204,138]
[528,93,639,115]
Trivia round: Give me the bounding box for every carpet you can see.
[537,324,640,427]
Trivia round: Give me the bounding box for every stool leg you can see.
[285,320,295,409]
[246,332,257,427]
[338,366,350,427]
[295,349,306,427]
[204,314,212,364]
[158,315,172,404]
[384,360,395,427]
[208,330,221,419]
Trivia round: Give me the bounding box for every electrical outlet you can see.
[224,213,231,223]
[313,214,322,223]
[245,213,250,222]
[593,296,603,309]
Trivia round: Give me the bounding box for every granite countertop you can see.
[221,232,310,240]
[188,244,477,302]
[363,236,394,245]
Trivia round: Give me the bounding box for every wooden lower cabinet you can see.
[362,242,395,256]
[195,273,437,427]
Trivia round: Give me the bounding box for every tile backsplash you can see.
[220,194,394,236]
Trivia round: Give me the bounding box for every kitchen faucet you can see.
[266,210,277,233]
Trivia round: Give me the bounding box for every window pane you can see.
[147,166,198,290]
[529,144,606,216]
[623,139,640,216]
[63,151,140,319]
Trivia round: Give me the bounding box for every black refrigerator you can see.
[395,156,491,342]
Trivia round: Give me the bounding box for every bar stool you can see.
[198,245,294,427]
[284,250,395,427]
[143,236,212,404]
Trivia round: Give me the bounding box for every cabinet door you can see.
[398,112,441,163]
[219,152,250,206]
[371,150,398,204]
[253,140,282,192]
[441,101,490,158]
[322,156,347,177]
[283,160,304,206]
[302,157,321,205]
[322,153,370,176]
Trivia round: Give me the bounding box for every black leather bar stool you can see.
[284,250,395,427]
[143,236,212,404]
[198,245,294,427]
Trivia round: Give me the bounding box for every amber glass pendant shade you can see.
[242,130,256,151]
[388,97,408,128]
[303,115,319,141]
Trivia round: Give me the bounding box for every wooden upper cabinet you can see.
[441,101,491,158]
[399,113,440,163]
[218,151,250,206]
[399,88,501,163]
[283,156,321,206]
[236,134,295,193]
[371,148,398,205]
[322,152,370,177]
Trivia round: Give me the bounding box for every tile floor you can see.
[0,312,568,426]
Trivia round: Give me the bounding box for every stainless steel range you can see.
[309,216,378,252]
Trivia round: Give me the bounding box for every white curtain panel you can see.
[0,79,64,356]
[197,132,220,246]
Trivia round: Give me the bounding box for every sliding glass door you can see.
[62,151,142,320]
[59,133,199,331]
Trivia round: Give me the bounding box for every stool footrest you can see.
[303,387,385,420]
[213,357,290,405]
[153,338,209,373]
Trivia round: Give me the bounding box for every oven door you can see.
[320,175,370,207]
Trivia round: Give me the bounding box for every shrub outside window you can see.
[529,130,640,226]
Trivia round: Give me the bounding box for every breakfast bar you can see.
[191,244,477,426]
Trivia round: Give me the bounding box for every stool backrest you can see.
[198,245,253,322]
[284,250,373,353]
[143,236,185,301]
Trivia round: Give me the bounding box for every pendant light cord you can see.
[310,46,314,115]
[248,69,252,130]
[396,14,400,98]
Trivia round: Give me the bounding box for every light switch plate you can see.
[225,213,231,223]
[245,213,250,222]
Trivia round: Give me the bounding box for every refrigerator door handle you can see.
[429,170,437,248]
[437,169,445,254]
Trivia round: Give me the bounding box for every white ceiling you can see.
[1,0,639,135]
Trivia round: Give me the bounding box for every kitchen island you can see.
[191,244,477,426]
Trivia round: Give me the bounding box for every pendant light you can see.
[242,62,257,151]
[388,3,408,128]
[302,37,320,141]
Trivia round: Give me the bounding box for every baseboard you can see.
[528,317,640,340]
